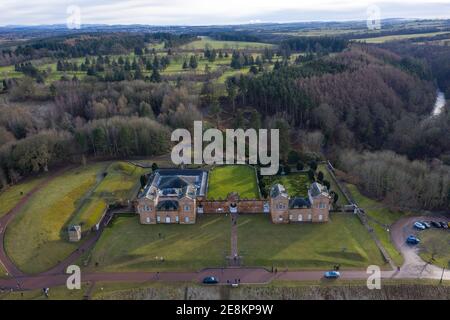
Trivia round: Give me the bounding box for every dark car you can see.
[203,276,219,284]
[440,222,449,229]
[406,235,420,245]
[431,221,442,228]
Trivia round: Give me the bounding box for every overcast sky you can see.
[1,0,450,26]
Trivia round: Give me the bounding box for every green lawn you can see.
[238,214,386,270]
[262,173,311,198]
[180,36,276,50]
[0,176,45,218]
[207,165,260,200]
[4,164,104,274]
[83,214,230,272]
[0,284,87,300]
[419,229,450,269]
[68,162,145,230]
[346,184,404,266]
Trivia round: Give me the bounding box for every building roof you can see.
[289,197,311,209]
[156,200,179,211]
[309,182,329,198]
[139,169,208,200]
[270,184,288,198]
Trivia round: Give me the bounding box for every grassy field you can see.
[83,214,230,272]
[0,284,87,300]
[0,176,45,218]
[207,165,260,200]
[262,173,310,198]
[4,164,104,274]
[346,184,404,266]
[419,229,450,269]
[68,162,145,230]
[356,31,450,43]
[181,36,276,50]
[238,214,386,270]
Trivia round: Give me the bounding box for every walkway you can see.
[228,213,240,267]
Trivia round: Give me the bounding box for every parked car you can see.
[440,222,449,229]
[202,276,219,284]
[421,221,431,229]
[406,235,420,245]
[324,271,341,279]
[431,221,442,228]
[414,222,426,230]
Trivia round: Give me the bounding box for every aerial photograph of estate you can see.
[0,0,449,306]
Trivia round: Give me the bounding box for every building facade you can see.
[136,169,208,225]
[136,169,331,225]
[269,183,331,224]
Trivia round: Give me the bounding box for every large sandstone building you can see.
[136,169,331,224]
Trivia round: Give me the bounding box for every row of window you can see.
[145,216,191,223]
[276,202,328,210]
[278,214,324,222]
[142,205,191,212]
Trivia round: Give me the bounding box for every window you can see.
[278,216,283,222]
[277,203,285,210]
[319,215,323,221]
[289,215,293,221]
[184,205,190,212]
[176,216,179,222]
[157,216,161,223]
[146,217,150,223]
[308,214,312,221]
[319,203,326,209]
[165,216,171,224]
[143,205,151,212]
[298,215,303,222]
[185,216,190,223]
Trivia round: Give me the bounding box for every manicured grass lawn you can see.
[419,229,450,269]
[0,284,87,300]
[84,214,230,272]
[0,176,45,218]
[207,165,260,200]
[69,162,145,230]
[261,173,311,198]
[181,36,276,50]
[4,164,104,274]
[238,214,386,270]
[346,184,404,266]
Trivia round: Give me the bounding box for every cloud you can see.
[0,0,450,26]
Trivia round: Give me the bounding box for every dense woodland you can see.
[0,29,449,210]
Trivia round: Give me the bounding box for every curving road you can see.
[0,168,449,292]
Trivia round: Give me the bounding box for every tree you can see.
[307,169,315,182]
[309,160,318,171]
[150,68,161,83]
[323,180,331,190]
[317,171,324,182]
[182,61,189,69]
[226,77,238,113]
[151,163,159,172]
[189,55,198,69]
